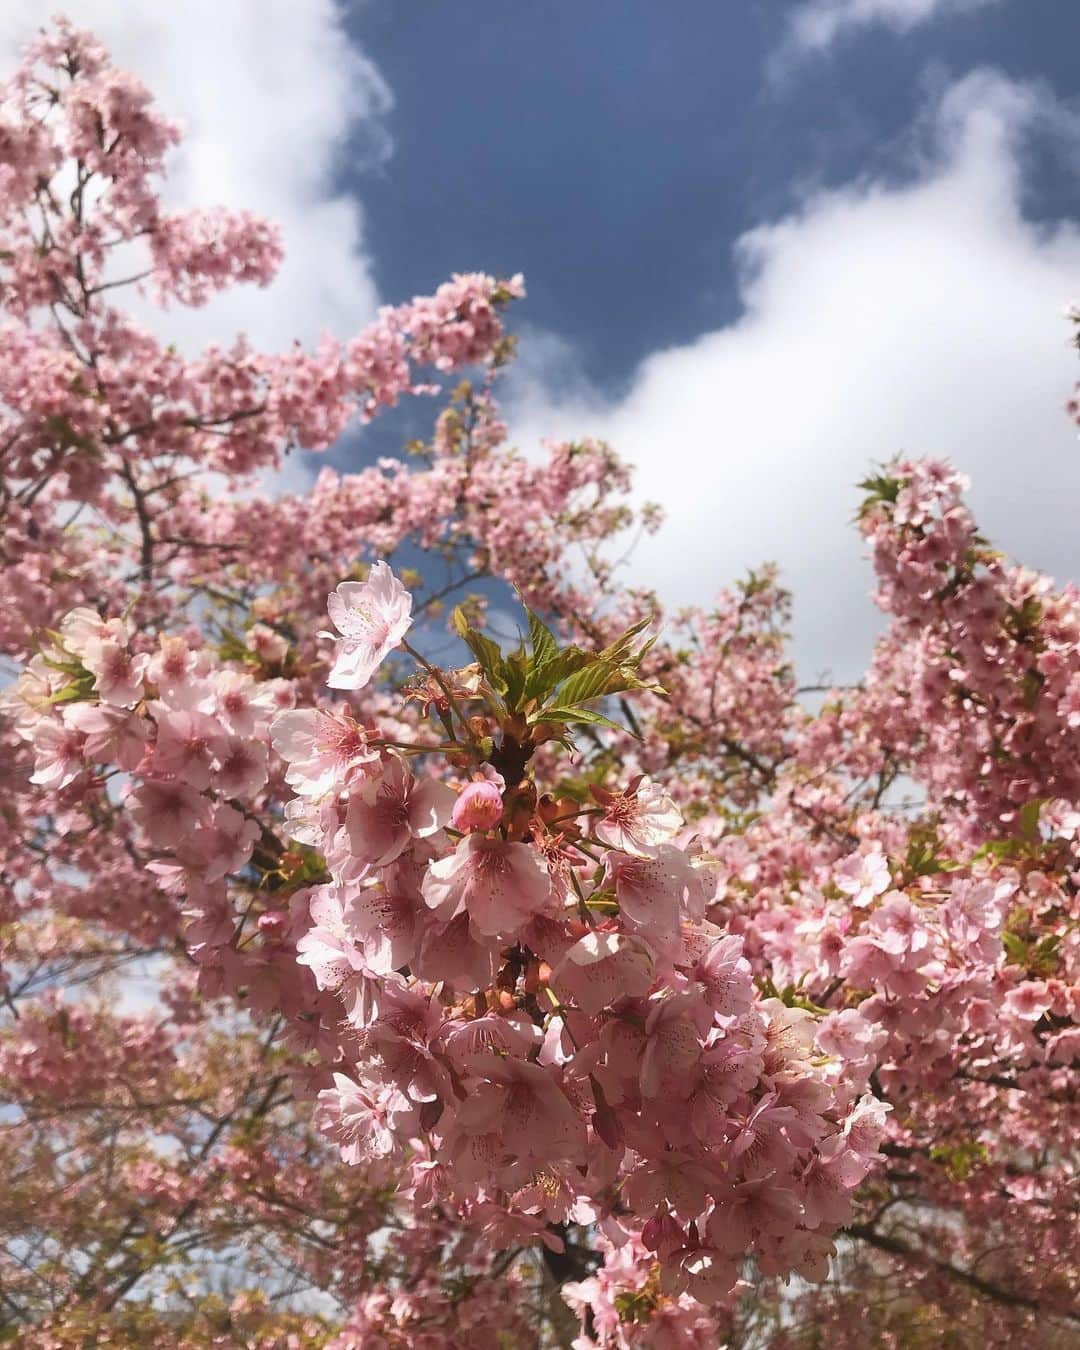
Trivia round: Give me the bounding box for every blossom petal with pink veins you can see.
[551,931,655,1016]
[708,1178,803,1252]
[460,1055,586,1164]
[696,933,754,1017]
[816,1009,884,1063]
[440,1013,536,1070]
[344,882,420,974]
[666,1248,739,1305]
[835,846,891,908]
[150,708,224,790]
[28,720,85,790]
[315,1074,398,1165]
[623,1155,714,1220]
[405,774,456,837]
[414,912,498,991]
[420,833,551,937]
[63,701,148,771]
[296,886,364,992]
[82,633,148,708]
[840,1093,892,1157]
[129,780,210,848]
[215,735,268,799]
[1005,980,1054,1020]
[179,803,259,883]
[270,706,377,797]
[800,1153,863,1229]
[604,845,697,937]
[640,994,710,1098]
[345,756,450,871]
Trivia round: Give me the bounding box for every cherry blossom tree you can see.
[1,19,1077,1349]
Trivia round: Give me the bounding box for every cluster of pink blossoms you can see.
[855,458,1080,834]
[268,567,889,1308]
[2,607,309,1016]
[4,559,891,1317]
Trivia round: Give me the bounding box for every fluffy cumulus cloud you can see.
[782,0,1002,57]
[0,0,391,350]
[507,71,1080,681]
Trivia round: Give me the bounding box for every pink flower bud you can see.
[451,779,503,832]
[258,910,289,941]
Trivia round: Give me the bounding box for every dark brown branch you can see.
[847,1223,1080,1325]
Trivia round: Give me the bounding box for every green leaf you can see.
[1029,933,1062,976]
[502,648,528,711]
[1001,931,1028,966]
[555,659,620,707]
[524,603,558,669]
[1006,598,1043,640]
[216,628,262,668]
[904,826,954,877]
[46,674,95,706]
[528,705,628,734]
[524,646,594,702]
[1017,798,1044,842]
[973,836,1022,862]
[522,602,567,703]
[451,606,508,696]
[929,1139,988,1182]
[857,471,904,505]
[614,1289,658,1326]
[37,649,88,677]
[1021,669,1045,710]
[597,616,653,663]
[557,658,662,707]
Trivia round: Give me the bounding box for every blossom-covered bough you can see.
[1,18,1078,1349]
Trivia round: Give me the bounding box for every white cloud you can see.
[0,1,390,349]
[781,0,1001,58]
[507,71,1080,682]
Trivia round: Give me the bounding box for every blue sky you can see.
[349,0,1080,394]
[2,0,1079,679]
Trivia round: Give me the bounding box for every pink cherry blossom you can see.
[128,779,210,848]
[10,23,1080,1340]
[695,934,755,1018]
[28,718,86,789]
[593,775,683,856]
[270,705,378,797]
[640,993,711,1098]
[604,844,700,937]
[295,886,372,994]
[344,755,454,870]
[343,870,424,975]
[150,707,225,790]
[62,701,149,770]
[178,802,259,883]
[550,930,656,1016]
[420,833,551,937]
[315,1073,398,1166]
[454,1054,585,1167]
[1005,980,1054,1021]
[324,562,413,690]
[81,621,149,708]
[834,846,891,908]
